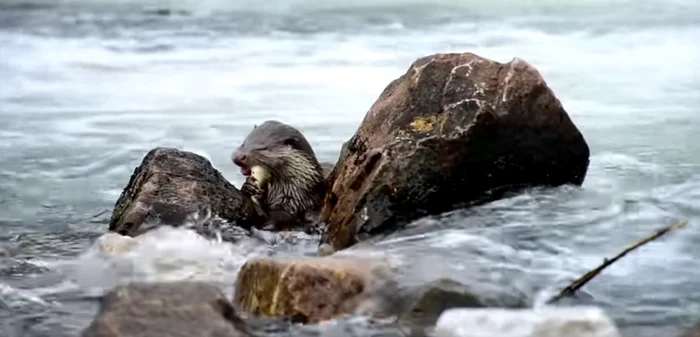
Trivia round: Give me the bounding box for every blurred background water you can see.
[0,0,699,336]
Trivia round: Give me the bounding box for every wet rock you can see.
[109,147,263,239]
[320,52,590,250]
[82,281,251,337]
[433,306,621,337]
[0,244,10,258]
[397,278,529,335]
[234,257,394,324]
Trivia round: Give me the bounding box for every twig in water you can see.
[546,220,689,304]
[91,209,110,218]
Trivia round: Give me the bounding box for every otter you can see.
[231,120,326,231]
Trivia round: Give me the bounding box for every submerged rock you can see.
[397,278,529,335]
[433,306,621,337]
[109,147,263,239]
[234,257,395,324]
[320,52,590,250]
[82,281,251,337]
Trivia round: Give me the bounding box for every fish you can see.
[249,165,271,217]
[250,165,271,189]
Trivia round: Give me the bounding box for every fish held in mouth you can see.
[250,165,271,189]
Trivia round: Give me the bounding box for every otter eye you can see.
[283,138,298,149]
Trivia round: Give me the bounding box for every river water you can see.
[0,1,698,336]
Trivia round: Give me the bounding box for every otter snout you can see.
[232,151,251,176]
[232,152,246,166]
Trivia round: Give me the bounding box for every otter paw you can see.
[241,180,263,199]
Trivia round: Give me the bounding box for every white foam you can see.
[434,307,622,337]
[65,227,268,291]
[0,283,51,307]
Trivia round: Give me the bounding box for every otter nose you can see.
[232,152,246,166]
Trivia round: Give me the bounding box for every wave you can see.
[0,0,691,17]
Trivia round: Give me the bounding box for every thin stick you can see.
[546,220,689,304]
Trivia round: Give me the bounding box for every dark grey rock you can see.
[396,278,530,336]
[82,281,251,337]
[109,147,264,239]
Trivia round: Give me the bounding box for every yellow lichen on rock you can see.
[410,117,434,133]
[234,257,390,323]
[410,113,451,135]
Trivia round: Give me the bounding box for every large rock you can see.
[233,257,395,324]
[433,307,621,337]
[320,52,590,250]
[82,281,251,337]
[109,147,263,239]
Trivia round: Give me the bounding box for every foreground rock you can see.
[234,258,530,332]
[234,257,396,323]
[82,282,251,337]
[320,52,590,250]
[109,147,263,239]
[433,307,621,337]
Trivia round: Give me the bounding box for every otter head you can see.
[231,120,320,183]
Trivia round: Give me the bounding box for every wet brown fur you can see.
[232,120,325,230]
